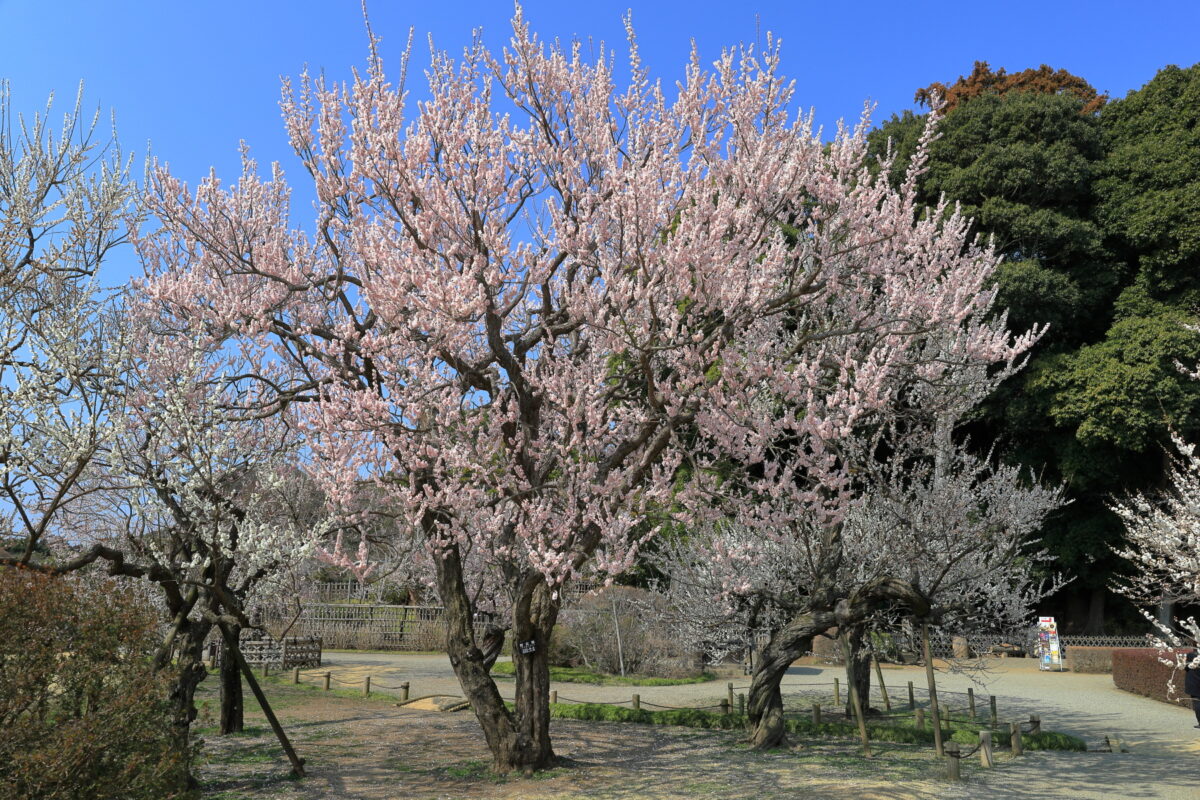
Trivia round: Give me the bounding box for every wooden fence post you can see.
[739,693,746,718]
[292,667,300,685]
[915,708,925,731]
[1010,721,1023,756]
[813,703,822,724]
[945,742,961,781]
[324,671,331,691]
[1029,714,1041,735]
[979,730,994,768]
[363,675,371,697]
[907,681,915,710]
[632,693,640,711]
[727,682,735,711]
[401,681,410,702]
[551,690,557,704]
[720,699,730,715]
[990,695,998,727]
[968,688,976,720]
[262,663,269,678]
[834,678,841,707]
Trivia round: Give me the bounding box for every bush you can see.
[0,569,193,800]
[554,587,704,679]
[546,702,1087,751]
[1112,648,1191,707]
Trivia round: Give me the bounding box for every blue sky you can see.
[1,0,1196,282]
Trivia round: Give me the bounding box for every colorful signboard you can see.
[1036,616,1063,671]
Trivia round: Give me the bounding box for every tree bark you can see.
[747,612,833,749]
[480,624,506,673]
[843,625,872,717]
[220,624,244,734]
[165,619,212,790]
[433,540,559,774]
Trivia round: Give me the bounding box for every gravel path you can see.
[301,652,1196,799]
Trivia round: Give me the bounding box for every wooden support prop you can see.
[990,695,998,727]
[1029,714,1041,735]
[727,682,735,711]
[1010,721,1023,756]
[873,657,891,711]
[218,625,305,778]
[813,703,822,724]
[968,688,976,720]
[834,678,841,706]
[738,692,746,718]
[632,693,640,711]
[916,708,925,731]
[551,690,557,704]
[921,624,944,758]
[324,672,331,691]
[945,742,961,781]
[980,730,994,768]
[907,681,916,710]
[401,681,410,702]
[363,675,371,697]
[292,667,300,685]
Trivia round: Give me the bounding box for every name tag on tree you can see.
[518,640,537,655]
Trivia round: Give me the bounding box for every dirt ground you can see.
[196,679,983,800]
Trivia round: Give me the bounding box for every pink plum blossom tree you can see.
[136,10,1033,772]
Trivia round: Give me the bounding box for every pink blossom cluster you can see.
[134,10,1033,609]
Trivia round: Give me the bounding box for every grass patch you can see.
[549,702,1086,751]
[492,661,714,686]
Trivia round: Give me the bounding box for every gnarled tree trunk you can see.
[434,541,560,774]
[747,612,834,748]
[843,624,872,717]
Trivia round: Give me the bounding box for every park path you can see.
[299,652,1196,799]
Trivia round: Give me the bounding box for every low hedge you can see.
[1111,648,1192,707]
[547,703,1086,751]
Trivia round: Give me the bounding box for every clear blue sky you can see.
[1,0,1196,280]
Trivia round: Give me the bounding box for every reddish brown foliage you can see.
[0,569,193,800]
[916,61,1108,114]
[1111,648,1190,707]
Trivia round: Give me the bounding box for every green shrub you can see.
[0,569,194,800]
[548,701,1086,752]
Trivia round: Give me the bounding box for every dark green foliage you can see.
[1097,65,1200,300]
[868,64,1200,628]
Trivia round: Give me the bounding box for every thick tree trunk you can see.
[747,612,834,749]
[843,625,872,717]
[220,624,244,734]
[167,619,212,790]
[433,541,559,774]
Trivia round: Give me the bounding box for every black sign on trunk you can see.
[518,639,537,654]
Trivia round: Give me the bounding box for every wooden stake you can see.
[945,741,961,781]
[980,730,994,768]
[873,657,891,711]
[1010,721,1023,756]
[921,624,944,757]
[218,625,305,777]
